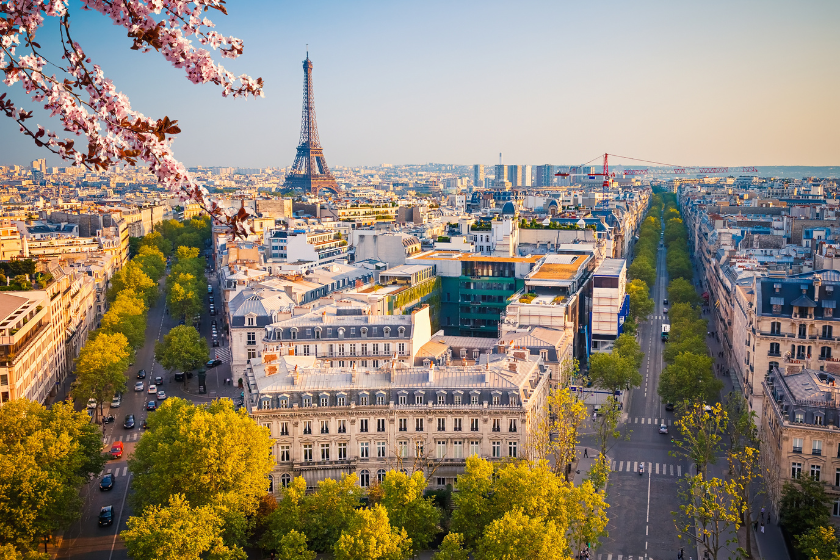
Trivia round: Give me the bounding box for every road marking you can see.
[612,461,617,471]
[670,464,674,476]
[677,465,682,476]
[122,466,128,477]
[633,461,638,472]
[619,461,624,471]
[656,463,659,474]
[108,472,131,560]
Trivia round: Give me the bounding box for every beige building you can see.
[244,346,549,491]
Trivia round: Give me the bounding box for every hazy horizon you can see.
[2,0,839,169]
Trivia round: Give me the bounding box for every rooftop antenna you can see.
[499,153,502,166]
[306,44,308,58]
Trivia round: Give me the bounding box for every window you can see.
[360,394,369,406]
[492,395,500,406]
[360,442,369,458]
[811,464,822,481]
[814,440,823,455]
[795,412,805,423]
[303,444,313,462]
[834,501,840,517]
[399,418,407,432]
[492,419,501,432]
[416,418,424,431]
[821,347,832,360]
[360,419,369,433]
[290,329,297,340]
[321,443,330,461]
[770,321,781,335]
[471,394,479,405]
[492,441,501,458]
[248,348,257,360]
[797,345,806,359]
[377,441,386,458]
[792,462,802,479]
[437,477,446,486]
[453,440,463,459]
[398,441,408,458]
[280,445,290,462]
[247,332,256,345]
[816,415,824,426]
[835,468,840,487]
[338,442,347,460]
[373,343,379,355]
[303,421,312,435]
[361,343,368,355]
[437,418,446,431]
[509,441,518,457]
[320,420,329,434]
[509,419,518,432]
[377,394,385,405]
[471,418,479,432]
[799,325,808,338]
[824,325,833,339]
[338,344,345,356]
[793,437,803,452]
[398,343,406,355]
[416,441,424,458]
[337,419,347,433]
[377,418,386,432]
[415,394,424,405]
[510,395,518,406]
[248,317,255,327]
[337,395,346,406]
[470,440,480,456]
[315,328,321,339]
[377,469,387,483]
[399,394,407,405]
[302,396,312,408]
[350,343,356,356]
[320,396,329,407]
[454,418,462,431]
[454,394,461,405]
[437,440,447,459]
[437,394,446,405]
[281,473,292,488]
[359,470,370,487]
[280,421,289,436]
[769,342,780,356]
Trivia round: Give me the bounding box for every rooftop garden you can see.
[519,292,538,304]
[519,218,597,230]
[436,236,450,243]
[470,222,491,232]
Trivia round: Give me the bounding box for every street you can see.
[584,222,688,560]
[56,266,237,560]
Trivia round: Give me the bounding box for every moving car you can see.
[659,423,669,434]
[205,359,222,369]
[208,296,214,304]
[148,385,158,395]
[665,403,675,411]
[98,506,113,526]
[123,414,135,429]
[110,395,121,408]
[99,473,113,491]
[87,398,97,409]
[136,369,147,379]
[134,381,144,392]
[663,299,668,305]
[154,376,163,385]
[207,284,213,294]
[157,390,166,401]
[173,372,184,382]
[109,441,124,459]
[212,338,219,347]
[663,308,668,314]
[146,401,157,411]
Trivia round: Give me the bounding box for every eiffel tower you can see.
[283,52,340,195]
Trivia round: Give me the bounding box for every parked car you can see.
[99,473,113,491]
[134,381,144,392]
[98,506,113,526]
[87,397,97,409]
[136,369,147,379]
[157,390,167,401]
[155,376,163,385]
[207,284,213,294]
[173,372,184,382]
[208,296,214,304]
[123,414,135,429]
[147,401,157,411]
[211,319,217,327]
[212,338,220,347]
[659,423,669,434]
[110,395,121,408]
[665,403,675,411]
[109,441,124,459]
[205,359,222,369]
[148,384,158,395]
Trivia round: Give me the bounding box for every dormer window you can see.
[315,328,321,339]
[290,328,298,340]
[361,327,368,337]
[338,328,345,339]
[248,316,255,326]
[383,327,391,338]
[398,326,405,337]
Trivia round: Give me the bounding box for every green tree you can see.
[0,544,48,560]
[134,245,167,281]
[674,474,745,560]
[780,475,831,537]
[141,230,173,257]
[663,335,707,365]
[306,474,365,553]
[108,261,157,304]
[0,401,105,554]
[166,275,202,320]
[658,352,720,405]
[154,325,208,376]
[100,290,148,349]
[72,332,130,420]
[434,533,469,560]
[277,530,316,560]
[333,504,411,560]
[667,278,700,306]
[628,258,656,289]
[128,398,273,515]
[796,526,840,560]
[261,477,307,550]
[593,396,625,463]
[626,279,654,321]
[525,385,587,478]
[613,333,644,369]
[588,351,641,394]
[475,508,565,560]
[450,456,497,547]
[121,494,244,560]
[380,471,441,554]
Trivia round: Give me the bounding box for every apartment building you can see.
[761,366,840,526]
[244,346,549,490]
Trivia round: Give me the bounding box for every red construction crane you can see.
[556,153,758,179]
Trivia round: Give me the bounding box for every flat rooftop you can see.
[595,258,626,277]
[412,251,541,264]
[530,254,589,281]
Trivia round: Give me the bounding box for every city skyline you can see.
[1,0,839,169]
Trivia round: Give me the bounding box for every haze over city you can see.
[2,0,839,168]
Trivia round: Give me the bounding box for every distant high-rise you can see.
[283,53,340,196]
[473,165,484,189]
[494,164,508,183]
[506,165,532,187]
[30,159,45,173]
[535,165,555,187]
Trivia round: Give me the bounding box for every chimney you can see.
[429,361,435,383]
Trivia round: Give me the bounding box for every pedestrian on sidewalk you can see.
[760,506,765,521]
[760,522,765,534]
[753,520,758,532]
[584,448,588,458]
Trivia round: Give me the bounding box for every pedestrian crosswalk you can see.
[102,466,129,478]
[215,346,232,364]
[104,433,140,445]
[611,460,683,477]
[652,315,667,320]
[598,554,657,560]
[630,417,671,425]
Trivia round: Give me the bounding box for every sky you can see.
[2,0,840,169]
